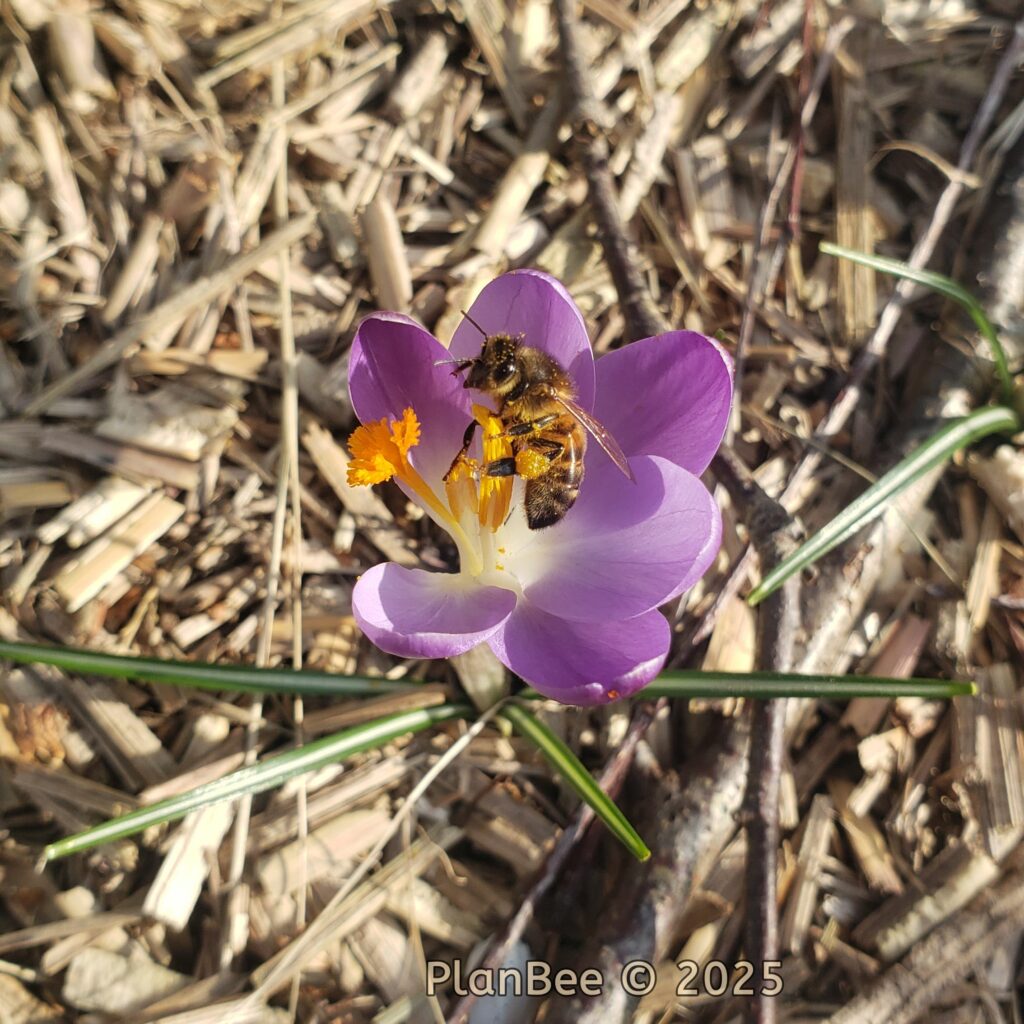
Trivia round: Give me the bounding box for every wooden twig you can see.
[553,0,667,342]
[712,448,800,1024]
[736,128,1024,1024]
[743,703,785,1024]
[786,0,815,237]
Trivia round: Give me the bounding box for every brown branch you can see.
[545,8,757,1022]
[712,448,800,1024]
[545,7,804,1021]
[553,0,667,342]
[703,75,1022,1011]
[731,15,854,439]
[786,0,815,238]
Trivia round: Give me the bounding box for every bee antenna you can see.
[459,310,488,338]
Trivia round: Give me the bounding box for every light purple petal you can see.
[349,313,473,487]
[353,563,516,659]
[509,455,721,622]
[592,331,733,474]
[488,606,669,705]
[450,270,596,409]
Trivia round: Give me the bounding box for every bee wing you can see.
[553,395,635,482]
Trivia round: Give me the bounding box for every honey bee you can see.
[443,314,634,529]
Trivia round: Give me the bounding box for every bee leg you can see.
[482,437,563,480]
[444,420,479,482]
[482,447,554,482]
[500,414,558,439]
[526,437,565,454]
[481,457,516,478]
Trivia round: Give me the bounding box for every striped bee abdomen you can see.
[522,423,584,529]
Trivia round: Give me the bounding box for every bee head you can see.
[464,333,521,396]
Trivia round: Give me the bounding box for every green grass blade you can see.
[820,241,1014,402]
[519,671,973,701]
[646,671,973,699]
[748,404,1020,606]
[499,702,650,862]
[43,704,470,861]
[0,641,420,696]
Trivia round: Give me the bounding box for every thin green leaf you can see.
[646,671,973,699]
[0,641,420,697]
[44,705,470,861]
[820,241,1014,403]
[749,404,1020,606]
[520,671,973,701]
[499,702,650,862]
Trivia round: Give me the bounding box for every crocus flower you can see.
[346,270,732,705]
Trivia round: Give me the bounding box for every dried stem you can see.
[786,0,816,237]
[269,15,308,1013]
[553,0,666,341]
[731,15,854,437]
[713,448,800,1024]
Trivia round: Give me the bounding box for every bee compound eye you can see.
[497,359,516,381]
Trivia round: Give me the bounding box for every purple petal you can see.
[353,563,516,659]
[592,331,733,475]
[450,270,596,409]
[488,606,669,705]
[509,455,721,622]
[349,313,473,486]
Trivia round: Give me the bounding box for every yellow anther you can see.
[444,453,479,519]
[346,400,521,576]
[473,403,513,532]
